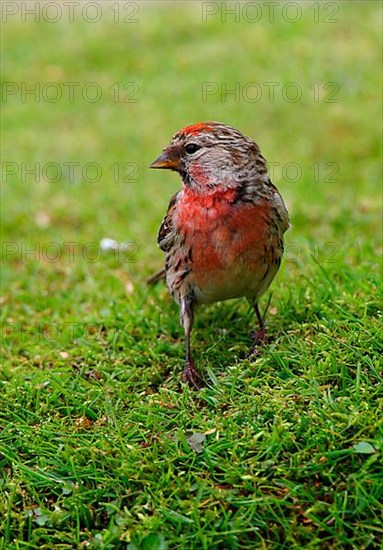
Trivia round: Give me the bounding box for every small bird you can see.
[150,122,290,387]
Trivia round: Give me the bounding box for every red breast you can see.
[174,188,275,283]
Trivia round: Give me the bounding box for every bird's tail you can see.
[147,268,166,285]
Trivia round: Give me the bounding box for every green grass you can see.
[1,1,382,548]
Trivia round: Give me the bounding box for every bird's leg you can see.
[180,296,204,389]
[249,301,270,356]
[253,302,268,343]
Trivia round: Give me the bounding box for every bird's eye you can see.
[185,143,200,154]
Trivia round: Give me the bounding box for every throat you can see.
[182,166,237,199]
[182,184,237,206]
[186,164,212,187]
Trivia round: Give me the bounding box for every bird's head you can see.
[150,122,268,192]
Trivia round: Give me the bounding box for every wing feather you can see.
[158,191,180,252]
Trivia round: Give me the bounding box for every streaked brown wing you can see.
[158,191,180,252]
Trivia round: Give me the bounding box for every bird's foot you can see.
[182,360,204,389]
[248,328,270,357]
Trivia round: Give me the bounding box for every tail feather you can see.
[147,268,166,285]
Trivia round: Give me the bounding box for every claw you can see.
[248,328,270,357]
[182,360,204,389]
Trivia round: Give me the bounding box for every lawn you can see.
[1,1,382,548]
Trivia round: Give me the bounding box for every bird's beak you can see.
[150,146,182,171]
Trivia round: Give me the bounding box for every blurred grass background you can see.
[1,1,382,548]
